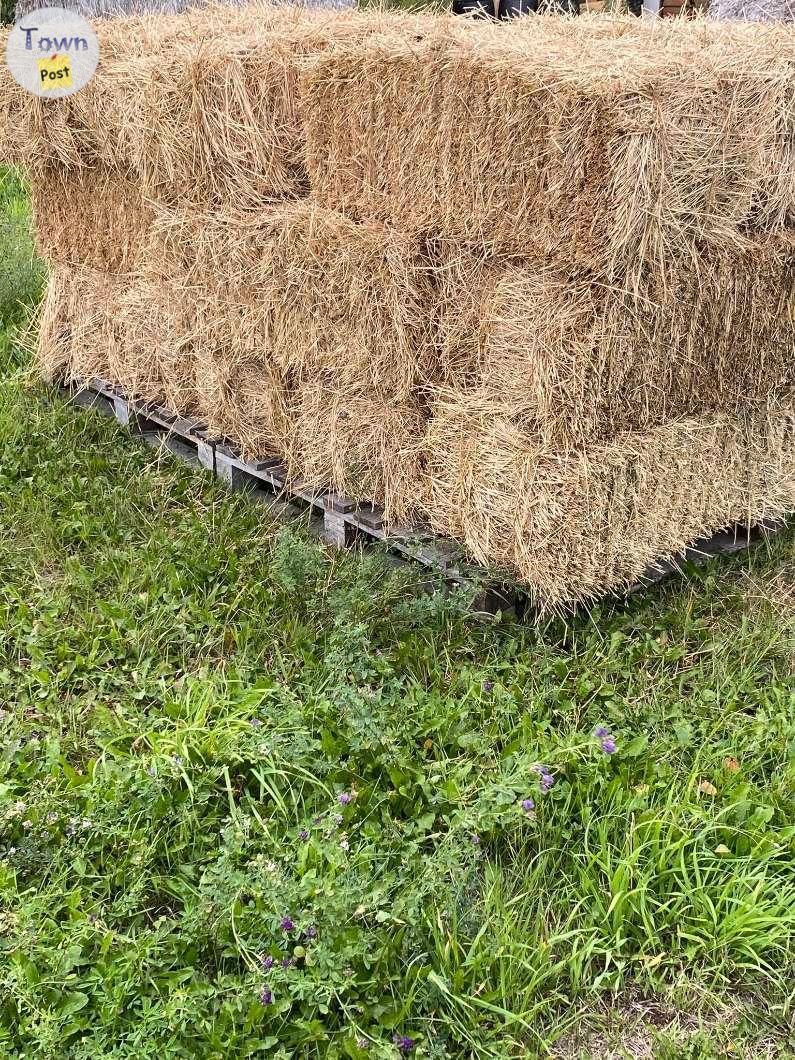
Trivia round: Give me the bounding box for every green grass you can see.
[1,165,794,1059]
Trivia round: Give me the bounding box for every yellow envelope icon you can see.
[38,55,73,91]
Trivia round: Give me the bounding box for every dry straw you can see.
[37,265,120,383]
[118,6,434,207]
[284,379,428,523]
[145,200,435,400]
[38,265,195,412]
[108,279,196,411]
[425,389,795,607]
[194,350,293,456]
[2,5,437,204]
[431,235,795,447]
[29,165,152,272]
[302,14,795,281]
[0,13,198,170]
[141,200,435,510]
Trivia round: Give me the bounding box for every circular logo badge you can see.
[6,7,99,99]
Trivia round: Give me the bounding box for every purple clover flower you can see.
[471,834,480,845]
[594,725,610,739]
[261,955,274,970]
[338,792,352,805]
[601,737,617,755]
[280,916,294,933]
[394,1035,415,1054]
[281,956,294,969]
[521,798,535,813]
[250,718,262,728]
[298,829,309,841]
[540,771,554,792]
[260,986,272,1005]
[304,925,317,940]
[483,680,493,693]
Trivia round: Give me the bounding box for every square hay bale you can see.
[425,388,795,607]
[148,200,435,400]
[284,378,428,524]
[193,350,293,458]
[108,279,196,412]
[6,6,436,205]
[302,17,795,278]
[0,12,198,170]
[123,7,435,207]
[29,165,152,272]
[437,236,795,448]
[37,263,196,413]
[37,264,120,383]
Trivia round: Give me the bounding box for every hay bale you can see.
[0,11,201,169]
[108,279,196,411]
[29,165,151,271]
[37,263,196,411]
[116,17,318,205]
[425,388,795,606]
[1,7,286,174]
[437,236,795,448]
[285,379,428,523]
[148,200,435,399]
[302,16,795,277]
[193,351,293,457]
[139,200,434,487]
[5,6,436,206]
[37,265,119,383]
[121,7,434,207]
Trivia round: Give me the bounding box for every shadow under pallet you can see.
[61,377,786,616]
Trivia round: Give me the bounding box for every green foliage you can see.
[0,167,45,329]
[0,176,794,1059]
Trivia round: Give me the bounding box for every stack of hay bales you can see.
[301,13,795,601]
[1,6,793,605]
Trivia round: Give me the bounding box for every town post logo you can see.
[6,7,99,99]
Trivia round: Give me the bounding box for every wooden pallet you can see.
[61,377,786,615]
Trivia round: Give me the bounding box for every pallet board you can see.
[60,377,786,614]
